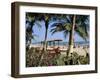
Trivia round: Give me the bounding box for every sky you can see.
[31,21,89,43]
[26,13,89,43]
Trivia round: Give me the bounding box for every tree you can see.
[50,14,89,56]
[26,13,60,66]
[26,13,42,51]
[34,13,59,51]
[39,14,50,52]
[37,14,59,66]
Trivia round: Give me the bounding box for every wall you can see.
[0,0,100,80]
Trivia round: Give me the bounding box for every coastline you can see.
[30,44,89,57]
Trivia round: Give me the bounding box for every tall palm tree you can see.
[26,13,62,52]
[37,14,59,66]
[68,15,76,56]
[36,13,59,52]
[40,14,50,52]
[51,15,89,56]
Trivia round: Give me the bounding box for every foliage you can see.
[26,13,90,67]
[50,15,89,40]
[26,48,89,67]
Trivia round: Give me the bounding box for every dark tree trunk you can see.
[43,21,48,51]
[38,20,48,66]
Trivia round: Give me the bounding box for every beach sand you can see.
[30,44,89,57]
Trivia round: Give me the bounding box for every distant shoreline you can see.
[29,44,89,57]
[32,41,89,46]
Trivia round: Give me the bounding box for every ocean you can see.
[32,41,89,46]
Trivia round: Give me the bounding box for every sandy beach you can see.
[30,44,89,57]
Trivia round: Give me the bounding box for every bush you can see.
[26,48,89,67]
[63,52,89,65]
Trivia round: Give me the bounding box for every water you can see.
[32,41,89,46]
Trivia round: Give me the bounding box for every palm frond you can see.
[75,15,89,41]
[76,26,89,41]
[63,31,69,39]
[51,22,62,27]
[66,16,73,23]
[32,34,38,40]
[50,26,64,35]
[50,29,57,35]
[35,21,42,28]
[64,23,72,31]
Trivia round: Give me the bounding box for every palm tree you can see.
[35,13,59,52]
[40,14,50,52]
[37,14,59,66]
[26,13,60,66]
[26,13,62,52]
[51,14,89,56]
[68,15,76,56]
[26,13,42,51]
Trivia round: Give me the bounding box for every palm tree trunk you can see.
[38,21,48,66]
[68,15,76,56]
[43,26,48,52]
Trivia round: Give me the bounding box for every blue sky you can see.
[31,21,88,43]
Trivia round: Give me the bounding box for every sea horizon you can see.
[32,41,89,46]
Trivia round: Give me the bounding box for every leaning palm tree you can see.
[51,14,89,56]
